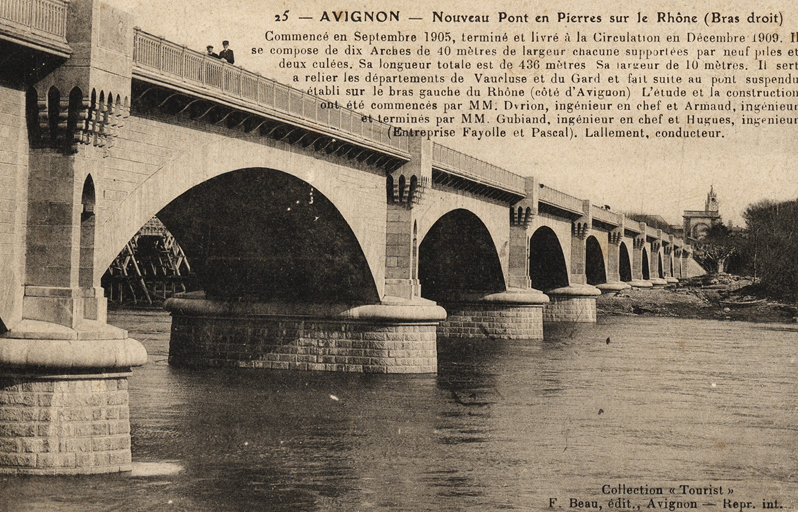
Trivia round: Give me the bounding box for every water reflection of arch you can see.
[641,247,650,280]
[585,235,606,285]
[528,227,569,291]
[619,242,632,282]
[418,209,505,302]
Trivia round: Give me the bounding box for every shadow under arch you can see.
[619,242,632,282]
[529,226,569,291]
[418,209,504,302]
[155,168,379,303]
[585,235,606,285]
[658,253,664,279]
[642,248,650,280]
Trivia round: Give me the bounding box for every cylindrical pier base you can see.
[436,289,549,340]
[0,373,132,475]
[595,282,632,295]
[544,285,602,323]
[165,293,446,374]
[0,320,146,475]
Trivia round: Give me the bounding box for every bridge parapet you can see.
[591,204,622,227]
[0,0,69,55]
[538,184,584,216]
[431,143,526,201]
[132,29,408,158]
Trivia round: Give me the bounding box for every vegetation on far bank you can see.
[694,199,798,303]
[601,198,798,323]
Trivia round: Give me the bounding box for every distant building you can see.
[683,186,722,241]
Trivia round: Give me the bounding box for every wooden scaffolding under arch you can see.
[103,217,193,305]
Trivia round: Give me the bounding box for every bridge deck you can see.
[132,29,410,161]
[0,0,70,56]
[538,185,585,216]
[431,143,526,200]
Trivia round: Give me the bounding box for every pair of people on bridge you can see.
[205,40,234,64]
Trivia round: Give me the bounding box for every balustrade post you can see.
[180,45,186,81]
[158,36,165,71]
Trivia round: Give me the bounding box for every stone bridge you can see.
[0,0,696,474]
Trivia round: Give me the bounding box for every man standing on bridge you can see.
[219,40,234,64]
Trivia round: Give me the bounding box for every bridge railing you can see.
[431,143,526,195]
[0,0,68,40]
[591,204,621,226]
[538,185,585,214]
[132,29,409,155]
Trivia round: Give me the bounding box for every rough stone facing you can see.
[543,296,597,323]
[169,315,438,373]
[0,375,132,475]
[437,303,544,340]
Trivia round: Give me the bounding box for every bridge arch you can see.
[96,118,389,294]
[153,168,380,303]
[418,209,505,302]
[528,226,569,291]
[642,247,650,280]
[619,241,632,282]
[585,235,606,285]
[658,252,664,279]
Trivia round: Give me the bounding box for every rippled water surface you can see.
[1,310,796,511]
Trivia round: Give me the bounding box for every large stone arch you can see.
[94,115,386,295]
[528,226,570,291]
[642,247,650,280]
[618,241,632,282]
[418,209,505,302]
[585,235,606,285]
[155,168,380,303]
[415,187,510,282]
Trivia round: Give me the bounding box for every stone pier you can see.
[0,321,146,474]
[543,285,602,323]
[165,294,446,373]
[436,289,549,340]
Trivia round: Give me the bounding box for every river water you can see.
[1,310,796,511]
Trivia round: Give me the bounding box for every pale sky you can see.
[104,0,798,226]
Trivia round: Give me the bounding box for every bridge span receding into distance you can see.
[0,0,699,475]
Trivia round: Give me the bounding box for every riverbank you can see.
[596,274,798,323]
